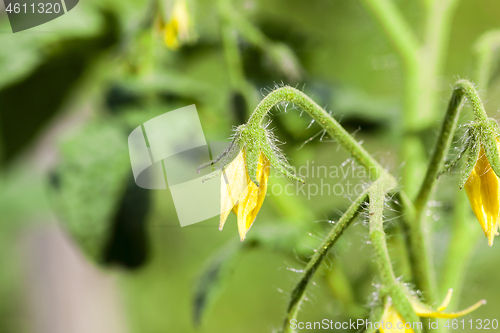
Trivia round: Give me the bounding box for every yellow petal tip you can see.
[437,289,453,312]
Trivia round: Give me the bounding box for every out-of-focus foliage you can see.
[1,0,500,333]
[50,122,130,261]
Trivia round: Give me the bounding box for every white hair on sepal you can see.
[366,283,383,308]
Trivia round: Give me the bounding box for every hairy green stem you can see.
[415,80,488,212]
[362,0,460,305]
[406,0,457,306]
[440,33,500,313]
[409,80,487,307]
[248,86,388,180]
[281,189,369,333]
[247,87,407,332]
[369,177,422,333]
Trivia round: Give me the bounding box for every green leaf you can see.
[51,121,130,262]
[192,239,244,326]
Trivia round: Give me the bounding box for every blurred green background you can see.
[1,0,500,332]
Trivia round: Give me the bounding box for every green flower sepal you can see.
[458,119,500,187]
[198,122,304,241]
[199,123,304,186]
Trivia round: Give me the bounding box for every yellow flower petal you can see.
[414,300,486,319]
[219,151,270,241]
[220,151,248,230]
[410,288,486,319]
[380,305,413,333]
[465,145,500,246]
[164,19,180,49]
[234,153,270,240]
[172,0,190,40]
[163,0,192,50]
[437,288,453,312]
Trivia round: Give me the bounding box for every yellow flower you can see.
[164,18,180,49]
[410,289,485,318]
[379,289,485,333]
[380,305,413,333]
[219,150,270,241]
[159,0,193,50]
[464,144,500,246]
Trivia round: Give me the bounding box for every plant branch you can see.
[474,30,500,93]
[248,86,389,181]
[361,0,420,70]
[408,80,487,304]
[281,188,369,333]
[418,0,459,127]
[400,1,458,308]
[247,86,406,332]
[222,3,302,82]
[440,31,500,307]
[368,177,422,332]
[218,0,256,115]
[415,80,488,213]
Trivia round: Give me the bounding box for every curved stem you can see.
[409,80,487,303]
[415,80,488,213]
[248,86,388,181]
[440,33,500,309]
[247,86,416,332]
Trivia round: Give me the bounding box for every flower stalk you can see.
[247,86,388,181]
[440,35,500,304]
[400,79,496,304]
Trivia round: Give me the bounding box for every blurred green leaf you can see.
[193,239,244,326]
[51,121,130,262]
